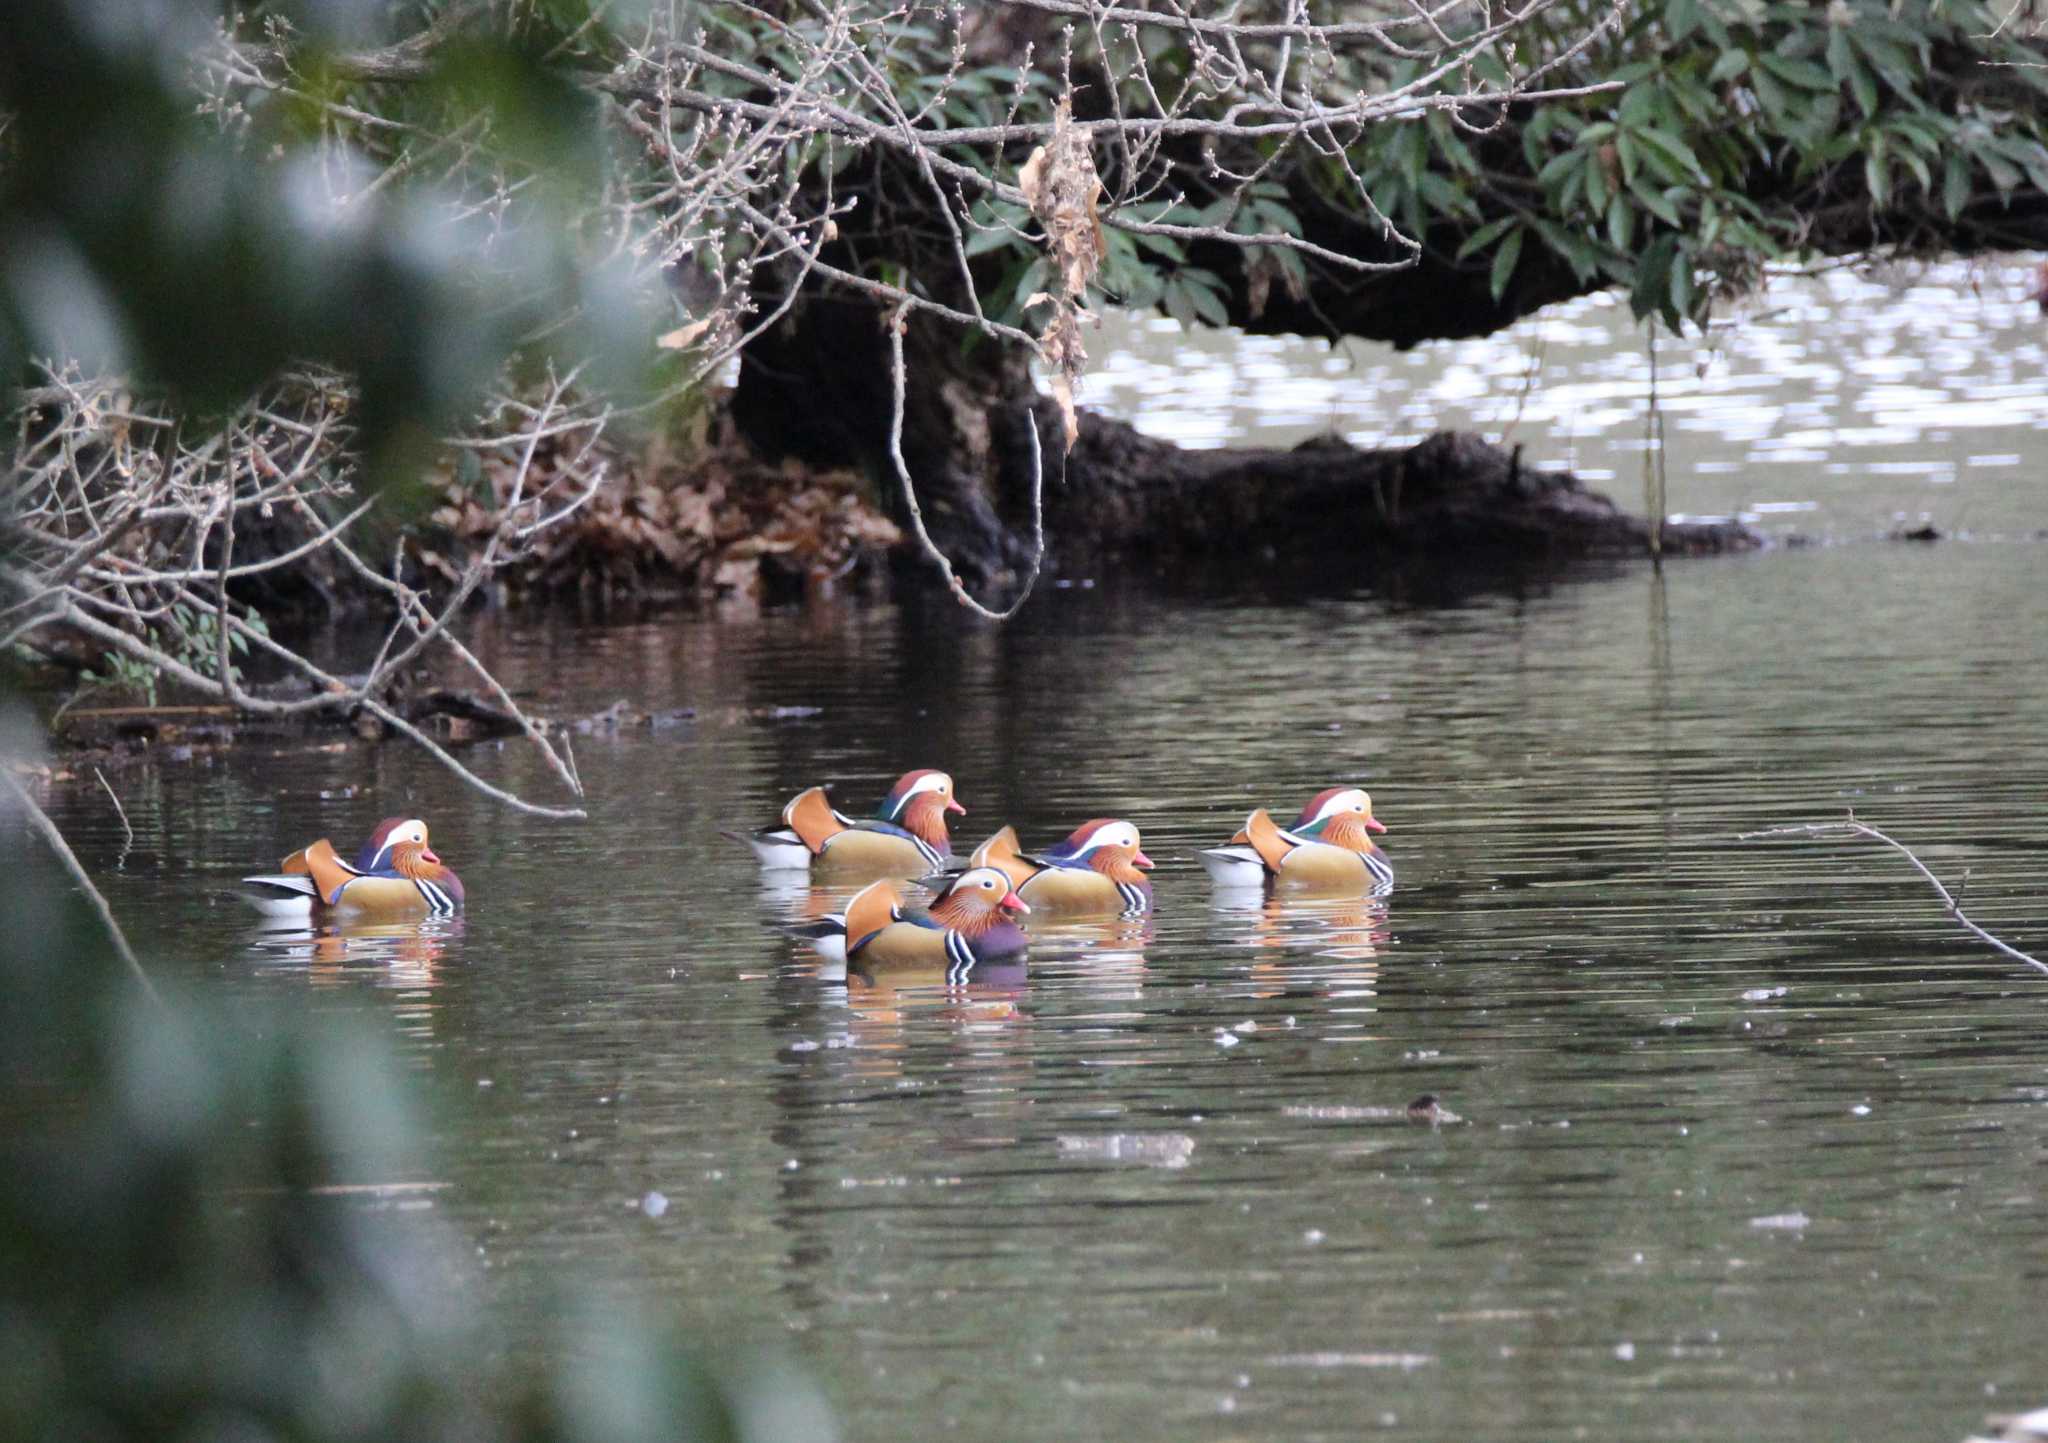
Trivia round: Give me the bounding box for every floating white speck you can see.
[640,1191,668,1218]
[1750,1211,1811,1230]
[1851,1104,1871,1116]
[1263,1352,1433,1371]
[1742,987,1789,1002]
[1057,1133,1195,1169]
[1615,1341,1636,1361]
[1303,1229,1325,1245]
[789,1039,820,1052]
[1215,1030,1242,1048]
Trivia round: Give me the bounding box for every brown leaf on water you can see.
[711,556,759,595]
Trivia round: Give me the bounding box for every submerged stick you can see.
[1,769,160,1002]
[93,766,133,862]
[1742,816,2046,974]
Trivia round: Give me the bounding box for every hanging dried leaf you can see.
[1018,93,1103,454]
[656,317,715,351]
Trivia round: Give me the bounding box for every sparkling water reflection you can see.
[34,543,2048,1443]
[1088,259,2048,543]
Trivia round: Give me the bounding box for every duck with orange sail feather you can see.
[726,769,965,880]
[966,819,1154,915]
[242,817,465,919]
[1200,788,1393,892]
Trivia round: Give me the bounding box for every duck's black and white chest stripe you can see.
[944,929,977,984]
[414,878,461,916]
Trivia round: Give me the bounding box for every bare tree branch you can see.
[1,769,160,1002]
[885,301,1045,621]
[1742,816,2047,975]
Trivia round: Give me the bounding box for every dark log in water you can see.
[1042,411,1760,566]
[736,303,1758,599]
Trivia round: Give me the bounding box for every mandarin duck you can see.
[241,817,465,919]
[1199,787,1393,891]
[788,909,852,966]
[726,769,965,879]
[842,867,1029,982]
[967,820,1154,915]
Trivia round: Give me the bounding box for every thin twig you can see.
[1,768,160,1002]
[885,300,1046,621]
[93,765,134,863]
[1742,816,2047,974]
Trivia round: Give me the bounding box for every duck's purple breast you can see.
[971,921,1029,961]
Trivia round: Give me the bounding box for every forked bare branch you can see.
[1742,816,2047,974]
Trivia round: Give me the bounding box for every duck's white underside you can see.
[1198,845,1268,886]
[240,873,320,916]
[745,828,815,870]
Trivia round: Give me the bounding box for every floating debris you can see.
[1279,1097,1465,1125]
[1741,986,1789,1002]
[1263,1352,1434,1371]
[1407,1094,1461,1125]
[640,1191,669,1219]
[1749,1211,1811,1231]
[1056,1133,1196,1169]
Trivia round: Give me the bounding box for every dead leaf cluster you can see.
[422,420,902,603]
[1018,94,1104,452]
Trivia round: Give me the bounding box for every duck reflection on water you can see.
[243,914,464,989]
[1211,889,1390,1000]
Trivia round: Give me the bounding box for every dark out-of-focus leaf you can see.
[0,0,662,489]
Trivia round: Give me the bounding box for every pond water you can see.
[31,269,2048,1443]
[1090,258,2048,543]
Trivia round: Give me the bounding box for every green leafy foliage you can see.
[0,0,666,487]
[925,0,2048,340]
[1428,0,2048,331]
